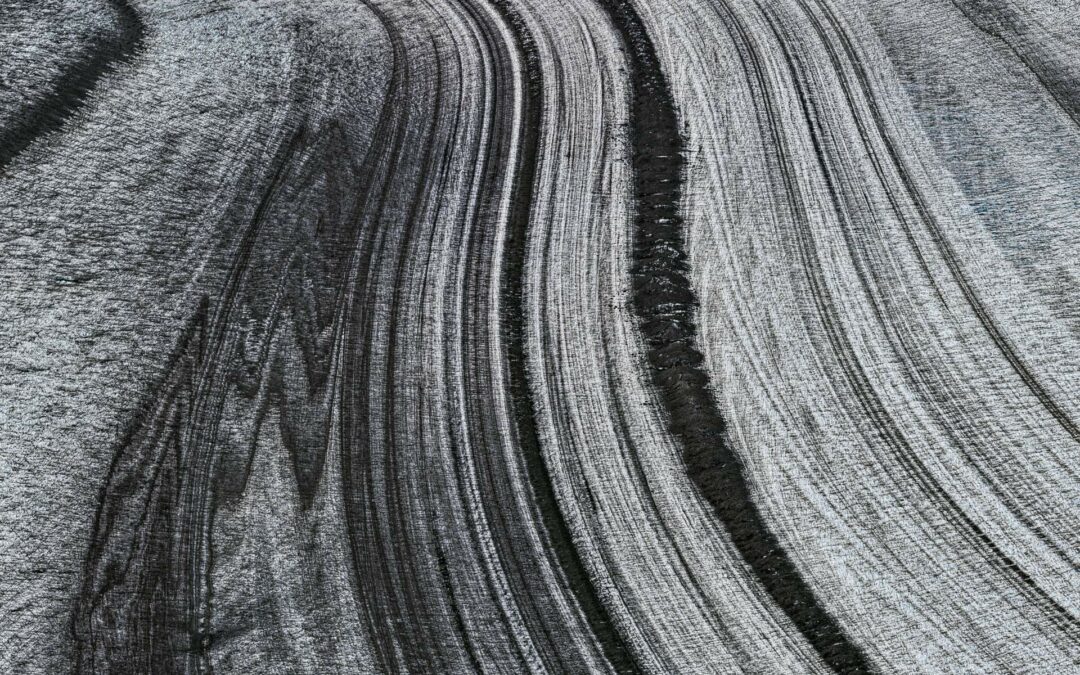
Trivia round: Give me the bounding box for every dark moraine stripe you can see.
[0,0,144,175]
[596,0,872,672]
[488,1,644,672]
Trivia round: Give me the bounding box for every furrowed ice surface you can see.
[1,0,1077,673]
[637,0,1080,670]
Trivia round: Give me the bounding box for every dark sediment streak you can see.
[0,0,144,175]
[490,2,643,672]
[601,0,872,671]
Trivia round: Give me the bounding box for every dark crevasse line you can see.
[433,539,486,673]
[487,2,643,673]
[0,0,144,175]
[596,1,873,672]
